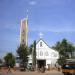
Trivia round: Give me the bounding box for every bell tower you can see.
[20,18,28,46]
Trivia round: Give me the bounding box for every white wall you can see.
[28,39,59,69]
[36,39,59,60]
[36,39,59,69]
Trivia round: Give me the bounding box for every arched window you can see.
[40,51,43,56]
[40,42,42,47]
[45,51,49,56]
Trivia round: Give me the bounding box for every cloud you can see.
[49,0,71,5]
[0,23,18,31]
[29,1,37,6]
[38,32,44,38]
[29,26,75,33]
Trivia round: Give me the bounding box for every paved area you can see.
[0,70,64,75]
[13,71,63,75]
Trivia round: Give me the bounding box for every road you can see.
[0,70,64,75]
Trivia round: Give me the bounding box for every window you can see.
[51,52,57,57]
[22,30,25,33]
[40,51,43,56]
[22,39,24,43]
[40,42,42,47]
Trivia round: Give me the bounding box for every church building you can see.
[28,39,59,69]
[16,17,59,70]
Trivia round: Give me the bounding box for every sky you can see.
[0,0,75,58]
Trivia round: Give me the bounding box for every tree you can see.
[67,43,75,58]
[0,59,2,63]
[52,38,75,65]
[28,44,33,55]
[4,53,15,67]
[28,41,36,70]
[17,45,28,70]
[32,40,36,70]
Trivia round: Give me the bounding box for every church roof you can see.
[36,39,49,47]
[36,38,58,53]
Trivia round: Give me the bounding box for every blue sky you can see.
[0,0,75,58]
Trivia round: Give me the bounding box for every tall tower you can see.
[20,18,28,46]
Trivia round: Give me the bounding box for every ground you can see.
[0,69,64,75]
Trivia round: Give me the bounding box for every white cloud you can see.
[29,26,75,33]
[29,1,37,6]
[1,24,18,31]
[38,32,44,38]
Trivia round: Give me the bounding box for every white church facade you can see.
[28,39,59,69]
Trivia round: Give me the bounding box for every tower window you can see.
[22,30,25,33]
[22,39,24,43]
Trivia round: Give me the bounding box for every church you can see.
[28,39,59,70]
[15,18,59,70]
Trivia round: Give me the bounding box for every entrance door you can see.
[37,60,46,68]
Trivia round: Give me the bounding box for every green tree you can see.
[0,59,3,69]
[52,38,75,65]
[67,43,75,58]
[17,45,28,70]
[32,40,36,70]
[29,44,33,55]
[4,53,15,67]
[0,59,2,63]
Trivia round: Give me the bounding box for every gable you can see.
[36,39,59,59]
[36,39,50,49]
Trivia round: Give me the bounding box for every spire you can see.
[26,9,29,19]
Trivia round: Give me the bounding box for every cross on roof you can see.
[39,32,44,38]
